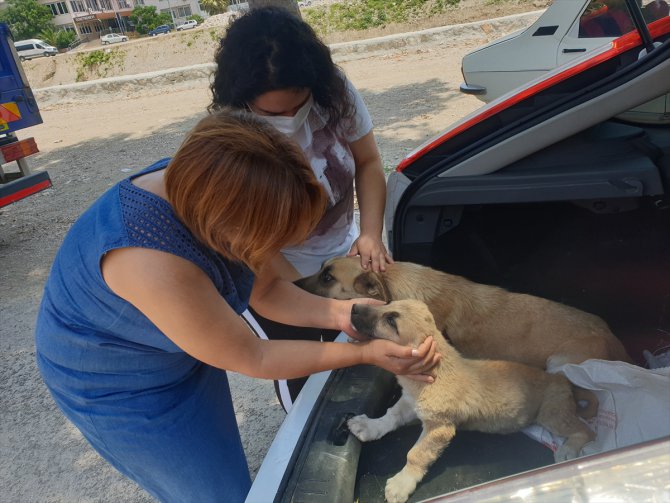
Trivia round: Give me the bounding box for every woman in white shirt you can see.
[210,6,393,410]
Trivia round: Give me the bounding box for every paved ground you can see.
[0,14,536,502]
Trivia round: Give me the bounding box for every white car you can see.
[176,19,198,31]
[460,0,669,123]
[100,33,128,45]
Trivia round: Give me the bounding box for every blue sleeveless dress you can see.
[35,159,255,502]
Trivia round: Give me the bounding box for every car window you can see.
[642,0,670,21]
[15,44,33,51]
[579,0,668,38]
[579,0,635,37]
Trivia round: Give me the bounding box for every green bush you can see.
[55,29,77,49]
[130,5,172,35]
[304,0,460,36]
[39,26,77,50]
[75,48,125,81]
[38,26,58,46]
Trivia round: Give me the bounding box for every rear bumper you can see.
[0,171,51,208]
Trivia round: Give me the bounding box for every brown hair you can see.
[165,109,326,273]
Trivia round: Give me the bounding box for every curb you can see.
[33,10,542,106]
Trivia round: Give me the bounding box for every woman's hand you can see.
[347,233,393,273]
[360,336,440,383]
[334,297,385,341]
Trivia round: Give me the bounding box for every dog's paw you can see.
[554,443,579,462]
[347,414,382,442]
[385,471,417,503]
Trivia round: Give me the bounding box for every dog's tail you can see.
[572,385,599,419]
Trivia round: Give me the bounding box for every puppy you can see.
[296,256,632,369]
[348,300,597,503]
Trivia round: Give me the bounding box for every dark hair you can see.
[165,109,326,273]
[209,7,354,127]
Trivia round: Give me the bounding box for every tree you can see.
[54,29,77,49]
[200,0,230,16]
[0,0,54,40]
[130,5,173,35]
[248,0,301,18]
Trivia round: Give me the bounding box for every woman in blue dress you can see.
[34,110,438,503]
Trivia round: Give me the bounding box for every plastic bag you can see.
[523,359,670,456]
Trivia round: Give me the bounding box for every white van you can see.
[13,39,58,61]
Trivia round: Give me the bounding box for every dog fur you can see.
[348,300,597,503]
[295,256,632,369]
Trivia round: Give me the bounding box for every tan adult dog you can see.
[295,256,632,370]
[348,300,597,503]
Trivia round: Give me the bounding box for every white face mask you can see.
[256,95,313,136]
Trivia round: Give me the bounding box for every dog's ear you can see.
[353,272,391,301]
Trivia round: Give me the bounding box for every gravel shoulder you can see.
[0,12,534,502]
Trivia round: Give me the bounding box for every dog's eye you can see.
[385,314,398,330]
[321,273,334,284]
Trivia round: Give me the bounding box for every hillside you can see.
[22,0,547,89]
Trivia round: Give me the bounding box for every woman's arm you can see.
[101,248,437,381]
[250,254,366,337]
[349,130,393,272]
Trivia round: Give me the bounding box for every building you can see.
[36,0,206,40]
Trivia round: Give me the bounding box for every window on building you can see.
[48,1,69,16]
[134,0,145,6]
[85,0,101,11]
[118,0,131,8]
[176,5,192,17]
[70,0,86,12]
[80,25,93,34]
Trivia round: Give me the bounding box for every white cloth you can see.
[523,360,670,456]
[281,77,373,276]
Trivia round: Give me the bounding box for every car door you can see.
[557,0,669,66]
[557,0,620,65]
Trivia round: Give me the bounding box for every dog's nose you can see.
[351,304,360,316]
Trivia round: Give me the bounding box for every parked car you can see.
[176,19,198,30]
[247,8,670,503]
[100,33,128,45]
[147,24,172,36]
[460,0,669,123]
[13,39,57,61]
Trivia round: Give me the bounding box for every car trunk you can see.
[254,29,670,503]
[274,121,670,503]
[371,125,669,501]
[394,120,670,368]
